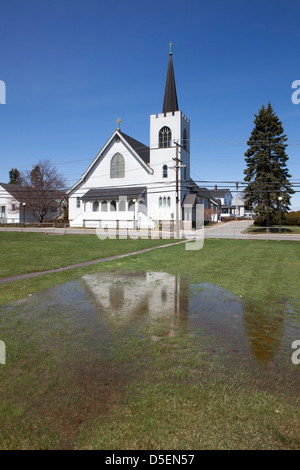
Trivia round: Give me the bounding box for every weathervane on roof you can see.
[116,117,122,131]
[168,41,174,55]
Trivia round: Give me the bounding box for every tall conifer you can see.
[243,102,294,227]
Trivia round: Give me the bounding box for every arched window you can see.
[159,197,162,207]
[128,200,135,212]
[167,197,171,207]
[159,127,172,148]
[110,200,116,212]
[92,201,99,212]
[110,153,125,178]
[162,164,168,178]
[101,201,108,212]
[163,197,166,207]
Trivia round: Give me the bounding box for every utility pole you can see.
[235,181,239,221]
[172,141,185,238]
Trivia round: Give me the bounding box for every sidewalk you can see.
[0,221,299,241]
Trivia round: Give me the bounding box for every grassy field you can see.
[0,232,179,278]
[243,225,300,234]
[0,234,299,450]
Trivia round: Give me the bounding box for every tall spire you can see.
[162,44,179,114]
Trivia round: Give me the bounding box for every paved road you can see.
[204,220,300,241]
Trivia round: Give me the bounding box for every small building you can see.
[231,194,256,219]
[212,188,233,219]
[0,183,22,224]
[0,183,66,224]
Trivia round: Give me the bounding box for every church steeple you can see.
[162,45,179,114]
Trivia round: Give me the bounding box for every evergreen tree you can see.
[243,102,294,227]
[8,168,22,185]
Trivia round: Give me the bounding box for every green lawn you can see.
[0,235,299,449]
[243,225,300,234]
[0,232,179,278]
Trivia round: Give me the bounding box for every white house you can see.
[0,183,22,223]
[232,192,256,219]
[68,50,217,230]
[0,182,66,224]
[212,188,233,219]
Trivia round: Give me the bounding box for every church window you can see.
[159,197,162,207]
[162,164,168,178]
[110,200,116,212]
[163,197,166,207]
[110,153,125,178]
[92,201,99,212]
[128,200,135,212]
[159,126,172,148]
[167,197,171,207]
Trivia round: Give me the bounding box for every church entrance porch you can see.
[80,186,148,229]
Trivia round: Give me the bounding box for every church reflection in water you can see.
[81,271,290,366]
[82,271,189,332]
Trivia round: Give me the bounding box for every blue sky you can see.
[1,0,300,209]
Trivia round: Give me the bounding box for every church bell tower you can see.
[150,44,190,184]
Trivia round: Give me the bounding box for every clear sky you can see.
[1,0,300,209]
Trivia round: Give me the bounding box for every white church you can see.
[68,48,219,230]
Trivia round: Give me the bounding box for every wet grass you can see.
[1,237,299,311]
[0,237,299,449]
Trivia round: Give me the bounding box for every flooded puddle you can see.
[81,271,300,369]
[0,270,299,448]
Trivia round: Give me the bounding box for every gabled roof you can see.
[191,185,232,201]
[67,129,152,195]
[211,189,231,199]
[182,193,197,206]
[119,132,150,165]
[186,180,220,206]
[0,183,66,203]
[0,183,26,201]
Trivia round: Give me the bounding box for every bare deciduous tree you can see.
[21,160,67,223]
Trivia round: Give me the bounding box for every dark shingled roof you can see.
[186,180,220,206]
[81,186,147,201]
[162,53,179,114]
[0,183,66,202]
[182,193,197,206]
[119,132,150,165]
[210,189,231,199]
